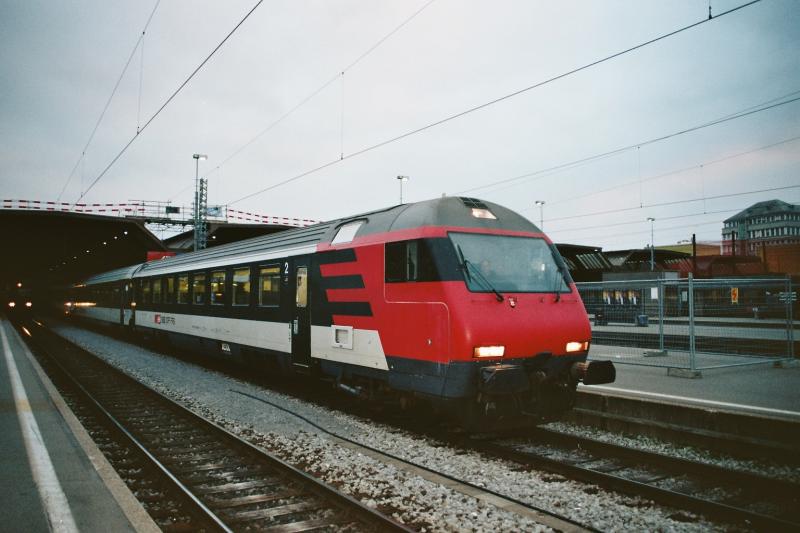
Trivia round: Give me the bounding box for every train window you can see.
[232,268,250,306]
[448,232,571,293]
[192,274,206,305]
[331,221,363,245]
[142,279,152,304]
[210,270,226,305]
[165,277,175,304]
[259,265,281,307]
[385,239,439,282]
[178,275,189,303]
[152,278,162,304]
[296,267,308,308]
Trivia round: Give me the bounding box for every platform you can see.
[0,317,157,533]
[584,351,800,421]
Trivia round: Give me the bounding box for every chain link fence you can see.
[577,276,797,375]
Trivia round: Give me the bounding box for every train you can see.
[5,284,34,315]
[64,196,615,428]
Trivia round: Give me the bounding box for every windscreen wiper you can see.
[457,245,504,302]
[456,245,471,283]
[553,263,563,302]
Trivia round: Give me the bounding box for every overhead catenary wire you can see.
[227,0,762,206]
[567,218,726,245]
[77,0,265,203]
[547,207,748,236]
[545,183,800,225]
[546,134,800,208]
[165,0,439,202]
[458,90,800,197]
[57,0,161,202]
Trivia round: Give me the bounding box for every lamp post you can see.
[647,217,655,271]
[193,153,208,252]
[535,200,545,229]
[397,175,409,204]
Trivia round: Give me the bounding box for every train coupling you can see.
[479,364,530,394]
[570,360,616,385]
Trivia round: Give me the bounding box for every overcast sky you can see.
[2,0,799,250]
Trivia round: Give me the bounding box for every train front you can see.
[403,198,616,428]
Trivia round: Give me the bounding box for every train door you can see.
[119,282,124,325]
[291,257,312,368]
[130,281,137,327]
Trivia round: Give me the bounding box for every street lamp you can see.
[397,175,409,204]
[647,217,655,271]
[535,200,545,229]
[193,154,208,252]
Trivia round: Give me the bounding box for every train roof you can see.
[80,264,145,286]
[82,197,538,282]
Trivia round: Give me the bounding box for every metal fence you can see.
[577,275,797,375]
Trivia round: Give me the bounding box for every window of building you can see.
[259,265,281,306]
[165,277,175,303]
[178,275,189,303]
[232,268,250,306]
[193,273,206,304]
[210,270,226,305]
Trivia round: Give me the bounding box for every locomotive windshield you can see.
[449,232,571,293]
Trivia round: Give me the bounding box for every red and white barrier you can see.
[2,199,318,227]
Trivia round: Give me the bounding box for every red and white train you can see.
[67,197,615,428]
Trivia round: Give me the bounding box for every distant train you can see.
[65,197,615,428]
[5,284,34,314]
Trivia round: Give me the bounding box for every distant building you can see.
[657,241,720,256]
[721,199,800,256]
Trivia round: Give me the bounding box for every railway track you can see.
[460,427,800,531]
[31,319,800,531]
[23,321,408,532]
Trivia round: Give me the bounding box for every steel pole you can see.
[658,279,665,352]
[194,157,200,252]
[650,219,655,271]
[787,275,795,360]
[688,273,696,371]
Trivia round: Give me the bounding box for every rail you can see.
[22,320,406,532]
[461,428,800,531]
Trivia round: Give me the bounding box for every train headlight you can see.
[473,345,505,358]
[566,341,590,353]
[25,301,32,308]
[8,301,15,308]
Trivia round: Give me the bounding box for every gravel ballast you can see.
[50,322,744,531]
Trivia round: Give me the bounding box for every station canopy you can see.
[0,210,166,289]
